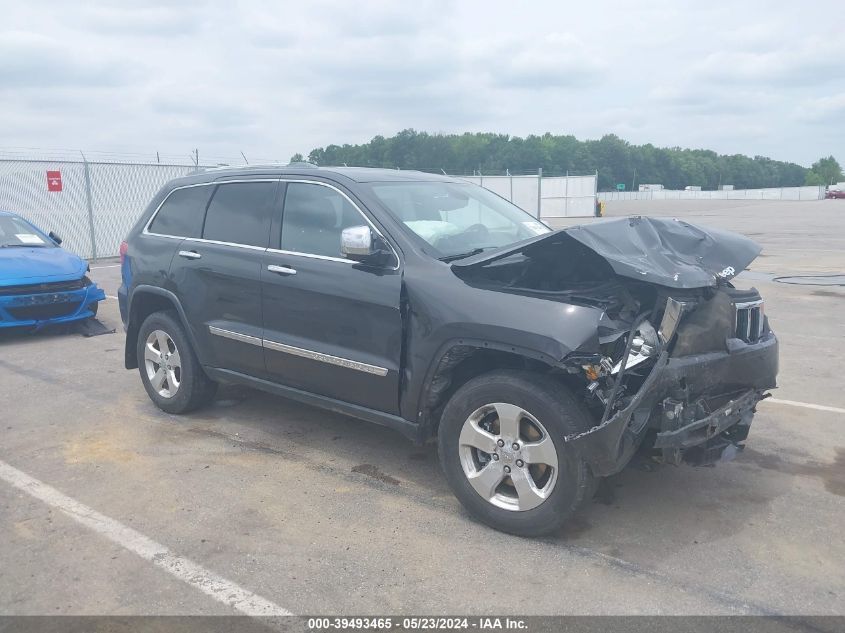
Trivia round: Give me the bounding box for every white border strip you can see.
[0,459,293,616]
[765,398,845,415]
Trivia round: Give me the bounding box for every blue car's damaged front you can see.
[0,211,105,329]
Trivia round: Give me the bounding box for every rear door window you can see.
[202,182,277,248]
[148,186,213,238]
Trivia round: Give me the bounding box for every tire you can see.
[136,310,216,414]
[88,300,99,318]
[438,370,593,537]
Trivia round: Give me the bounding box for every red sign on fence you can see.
[46,170,62,192]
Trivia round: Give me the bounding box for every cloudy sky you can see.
[1,0,842,166]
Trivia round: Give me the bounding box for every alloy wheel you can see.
[144,329,182,398]
[458,402,559,511]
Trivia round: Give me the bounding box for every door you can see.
[261,180,403,414]
[169,179,279,377]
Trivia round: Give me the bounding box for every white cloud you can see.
[797,93,845,123]
[693,41,844,86]
[0,0,842,165]
[480,32,608,90]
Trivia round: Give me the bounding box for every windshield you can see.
[0,215,53,248]
[366,182,551,260]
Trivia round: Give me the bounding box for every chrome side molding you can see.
[263,339,389,376]
[208,326,262,347]
[209,326,388,376]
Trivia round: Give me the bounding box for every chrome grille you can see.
[734,300,764,343]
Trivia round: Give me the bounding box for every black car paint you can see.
[261,246,404,414]
[398,257,604,420]
[121,166,778,476]
[454,215,762,289]
[174,239,267,376]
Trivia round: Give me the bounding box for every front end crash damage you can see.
[566,326,777,475]
[452,216,778,476]
[564,286,778,477]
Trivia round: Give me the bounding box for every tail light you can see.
[119,240,128,265]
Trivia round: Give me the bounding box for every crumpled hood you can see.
[453,216,762,289]
[0,247,87,285]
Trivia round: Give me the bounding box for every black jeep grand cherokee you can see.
[119,165,778,536]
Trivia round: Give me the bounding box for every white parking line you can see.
[766,398,845,415]
[90,264,121,269]
[106,295,118,300]
[0,459,293,617]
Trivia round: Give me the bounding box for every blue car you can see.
[0,211,106,329]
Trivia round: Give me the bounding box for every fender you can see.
[407,336,562,434]
[124,285,200,369]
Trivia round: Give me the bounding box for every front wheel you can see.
[438,370,593,537]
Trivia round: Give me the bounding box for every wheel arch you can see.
[124,286,197,369]
[416,339,562,440]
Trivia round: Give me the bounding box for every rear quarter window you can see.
[148,186,213,238]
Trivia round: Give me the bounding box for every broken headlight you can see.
[611,320,659,374]
[658,297,689,345]
[581,320,659,408]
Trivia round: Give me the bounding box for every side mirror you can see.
[48,231,62,245]
[341,225,392,266]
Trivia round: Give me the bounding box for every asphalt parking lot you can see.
[1,199,843,616]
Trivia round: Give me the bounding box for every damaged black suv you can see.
[119,166,778,536]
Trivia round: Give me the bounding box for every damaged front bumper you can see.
[0,282,106,329]
[566,331,778,476]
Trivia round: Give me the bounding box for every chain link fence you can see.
[5,154,829,262]
[0,159,205,259]
[0,159,599,260]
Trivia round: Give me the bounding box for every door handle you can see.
[178,250,201,260]
[267,264,297,275]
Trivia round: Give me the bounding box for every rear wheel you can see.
[136,310,216,414]
[438,370,593,536]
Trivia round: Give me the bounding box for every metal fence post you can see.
[80,152,98,261]
[564,170,569,217]
[537,168,543,219]
[507,169,513,202]
[595,169,599,211]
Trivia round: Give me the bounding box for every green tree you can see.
[804,171,826,186]
[289,152,305,163]
[303,130,811,189]
[807,156,843,185]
